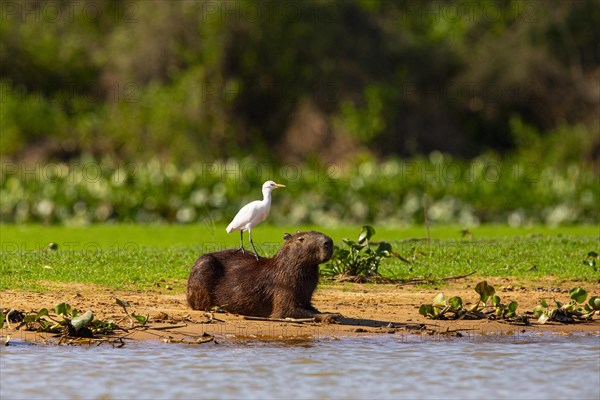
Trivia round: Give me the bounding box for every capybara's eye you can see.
[298,237,305,242]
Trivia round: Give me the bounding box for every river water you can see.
[1,333,599,400]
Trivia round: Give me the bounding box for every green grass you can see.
[1,224,598,291]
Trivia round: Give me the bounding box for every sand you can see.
[2,276,599,345]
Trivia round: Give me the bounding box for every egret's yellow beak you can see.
[275,183,286,188]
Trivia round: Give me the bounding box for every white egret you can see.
[226,180,285,258]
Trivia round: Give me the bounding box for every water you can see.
[1,334,599,400]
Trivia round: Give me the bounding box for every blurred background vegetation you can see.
[1,0,598,226]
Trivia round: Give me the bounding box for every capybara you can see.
[186,231,333,318]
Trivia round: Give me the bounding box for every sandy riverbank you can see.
[2,276,599,344]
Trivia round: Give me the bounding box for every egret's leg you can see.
[236,231,245,253]
[248,229,260,259]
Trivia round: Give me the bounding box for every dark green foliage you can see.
[3,299,148,338]
[1,1,598,226]
[0,1,597,162]
[18,302,104,336]
[419,281,521,321]
[115,297,148,326]
[2,155,598,225]
[474,281,495,304]
[534,288,600,324]
[322,225,401,277]
[420,282,599,324]
[584,251,598,272]
[588,297,600,311]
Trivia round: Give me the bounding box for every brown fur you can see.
[186,231,333,318]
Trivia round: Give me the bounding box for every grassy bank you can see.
[1,224,598,291]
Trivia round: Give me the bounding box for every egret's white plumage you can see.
[226,180,285,258]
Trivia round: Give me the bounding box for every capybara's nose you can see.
[323,237,333,249]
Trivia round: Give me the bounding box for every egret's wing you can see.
[226,200,265,232]
[248,203,269,227]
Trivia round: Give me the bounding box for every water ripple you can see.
[1,335,599,400]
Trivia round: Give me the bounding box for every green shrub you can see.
[1,155,598,225]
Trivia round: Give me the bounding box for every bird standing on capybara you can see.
[186,231,333,318]
[226,180,285,259]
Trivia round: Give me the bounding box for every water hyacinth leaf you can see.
[39,320,54,331]
[23,314,39,323]
[419,304,435,318]
[54,303,71,316]
[508,301,518,313]
[36,308,49,320]
[540,299,548,308]
[475,281,495,303]
[357,225,376,244]
[351,242,367,250]
[0,313,4,329]
[588,296,600,311]
[376,242,392,255]
[533,305,545,318]
[131,313,148,325]
[569,288,587,304]
[70,310,93,331]
[585,252,598,271]
[538,312,549,324]
[491,295,501,307]
[554,300,563,308]
[115,298,131,308]
[448,296,463,309]
[342,239,365,250]
[433,293,446,307]
[564,303,574,313]
[334,248,350,259]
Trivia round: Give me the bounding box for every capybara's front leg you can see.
[270,291,317,319]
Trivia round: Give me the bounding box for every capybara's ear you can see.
[284,233,292,240]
